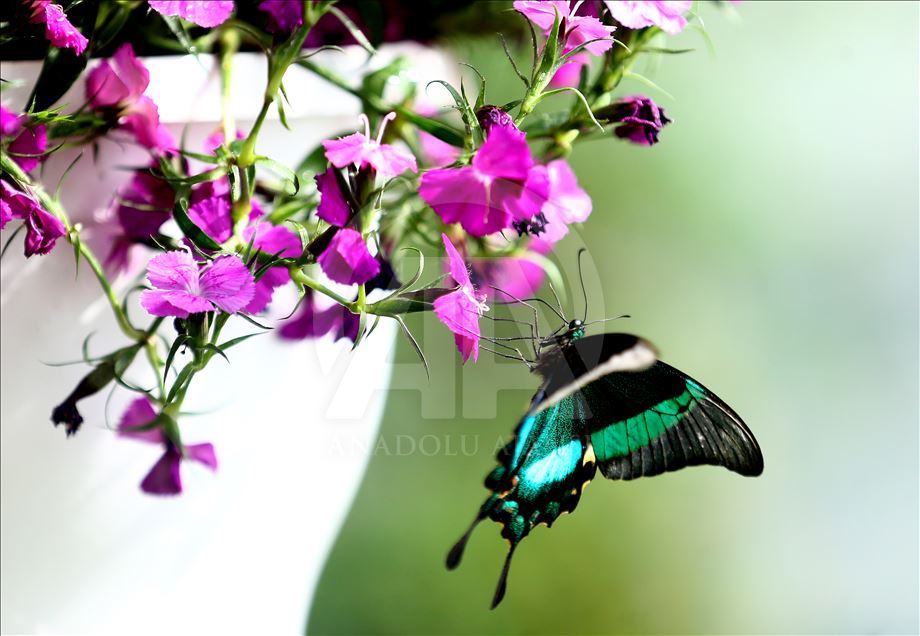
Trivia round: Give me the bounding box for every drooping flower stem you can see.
[1,151,142,340]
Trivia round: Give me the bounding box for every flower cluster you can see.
[0,0,706,495]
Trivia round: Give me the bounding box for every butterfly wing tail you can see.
[490,542,518,609]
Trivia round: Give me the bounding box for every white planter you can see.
[0,46,453,635]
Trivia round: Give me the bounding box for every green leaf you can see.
[459,63,487,112]
[499,33,530,87]
[172,199,223,251]
[218,332,265,350]
[622,71,675,100]
[327,6,376,56]
[540,87,605,131]
[394,316,429,380]
[163,335,190,382]
[255,155,300,196]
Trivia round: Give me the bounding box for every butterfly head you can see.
[566,319,585,341]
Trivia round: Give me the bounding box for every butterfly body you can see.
[448,323,764,608]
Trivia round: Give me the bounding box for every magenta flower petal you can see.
[442,231,473,289]
[471,125,532,181]
[118,397,164,444]
[539,159,592,243]
[513,1,571,31]
[551,55,589,88]
[140,289,214,318]
[141,446,184,495]
[604,1,692,35]
[501,164,551,224]
[245,222,302,258]
[245,266,290,314]
[322,129,417,179]
[322,132,367,168]
[6,182,68,257]
[112,170,174,240]
[120,96,175,152]
[0,197,12,231]
[0,105,22,137]
[188,180,233,243]
[318,229,380,286]
[7,123,47,172]
[259,0,304,33]
[421,126,546,237]
[315,167,350,227]
[86,43,149,108]
[419,131,461,167]
[33,1,88,55]
[139,251,254,317]
[514,1,614,56]
[185,443,218,470]
[434,234,487,363]
[474,237,552,301]
[278,293,360,342]
[148,1,234,27]
[144,250,201,291]
[198,255,257,314]
[434,289,482,363]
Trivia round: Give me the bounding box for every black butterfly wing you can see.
[447,333,762,608]
[543,334,764,479]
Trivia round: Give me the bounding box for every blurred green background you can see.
[309,2,918,634]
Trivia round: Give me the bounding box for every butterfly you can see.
[446,313,764,609]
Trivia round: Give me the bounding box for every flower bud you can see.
[598,96,672,146]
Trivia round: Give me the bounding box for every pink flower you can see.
[604,1,692,35]
[514,1,614,56]
[86,44,175,153]
[607,95,672,145]
[473,237,553,301]
[1,106,47,173]
[7,124,47,173]
[0,105,20,137]
[147,1,234,28]
[241,221,302,314]
[322,113,417,180]
[139,251,256,318]
[105,169,174,271]
[419,131,461,168]
[419,125,549,237]
[118,397,217,496]
[317,228,380,286]
[259,0,303,33]
[434,234,488,363]
[28,1,88,55]
[538,159,593,243]
[1,180,67,257]
[315,167,350,227]
[550,54,590,88]
[279,292,360,342]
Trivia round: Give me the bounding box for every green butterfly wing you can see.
[447,333,763,608]
[578,360,764,480]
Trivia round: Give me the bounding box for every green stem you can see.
[219,27,240,144]
[289,267,356,309]
[1,152,142,340]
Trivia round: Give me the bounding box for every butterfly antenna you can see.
[584,314,631,327]
[490,542,518,609]
[547,281,567,323]
[577,248,589,322]
[446,515,484,570]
